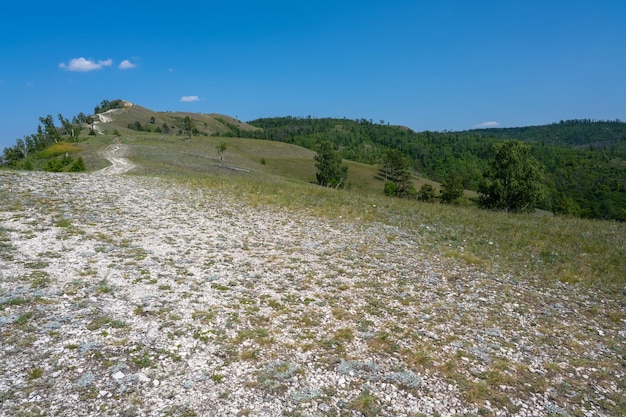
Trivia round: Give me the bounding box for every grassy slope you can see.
[66,106,625,293]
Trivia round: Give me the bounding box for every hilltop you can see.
[90,100,260,139]
[2,100,448,199]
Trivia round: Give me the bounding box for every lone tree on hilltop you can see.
[478,140,547,213]
[314,140,348,188]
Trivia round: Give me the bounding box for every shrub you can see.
[417,183,436,202]
[68,157,86,172]
[44,159,64,172]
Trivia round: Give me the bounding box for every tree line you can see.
[1,114,89,169]
[314,139,545,213]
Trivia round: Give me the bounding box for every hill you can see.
[2,100,626,220]
[242,117,626,220]
[91,99,260,138]
[467,118,626,147]
[1,143,625,417]
[0,100,447,199]
[0,100,625,416]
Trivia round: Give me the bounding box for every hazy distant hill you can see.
[466,119,626,147]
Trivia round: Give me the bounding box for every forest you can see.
[241,117,626,221]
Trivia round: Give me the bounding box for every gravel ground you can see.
[0,151,624,417]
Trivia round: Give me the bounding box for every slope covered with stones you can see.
[0,170,623,417]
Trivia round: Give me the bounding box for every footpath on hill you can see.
[0,162,623,416]
[93,142,135,176]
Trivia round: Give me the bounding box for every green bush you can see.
[384,181,399,197]
[417,183,436,202]
[44,159,64,172]
[68,157,86,172]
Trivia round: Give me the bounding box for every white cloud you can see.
[119,60,137,70]
[473,121,499,128]
[59,57,113,72]
[180,96,200,102]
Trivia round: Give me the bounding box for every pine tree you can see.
[382,149,415,198]
[440,173,464,204]
[314,141,348,188]
[478,141,546,213]
[417,183,436,202]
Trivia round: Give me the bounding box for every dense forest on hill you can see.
[469,119,626,147]
[243,117,626,221]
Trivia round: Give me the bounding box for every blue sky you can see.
[2,1,625,150]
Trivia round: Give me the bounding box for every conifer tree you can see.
[479,141,546,213]
[314,141,348,188]
[440,173,464,204]
[382,149,415,198]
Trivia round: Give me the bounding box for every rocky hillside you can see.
[0,153,624,416]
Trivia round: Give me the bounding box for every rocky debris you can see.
[0,170,623,417]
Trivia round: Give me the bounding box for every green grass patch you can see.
[86,315,126,331]
[39,142,81,158]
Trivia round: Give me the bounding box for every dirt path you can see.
[94,143,135,175]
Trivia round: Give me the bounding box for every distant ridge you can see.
[90,100,260,138]
[466,119,626,147]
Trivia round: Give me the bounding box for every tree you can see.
[382,149,415,198]
[58,113,82,140]
[551,192,580,217]
[2,145,24,167]
[478,141,547,213]
[417,183,436,202]
[440,173,464,204]
[84,116,97,135]
[39,115,61,144]
[183,116,194,140]
[314,140,348,188]
[217,141,227,161]
[68,157,86,172]
[15,137,31,158]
